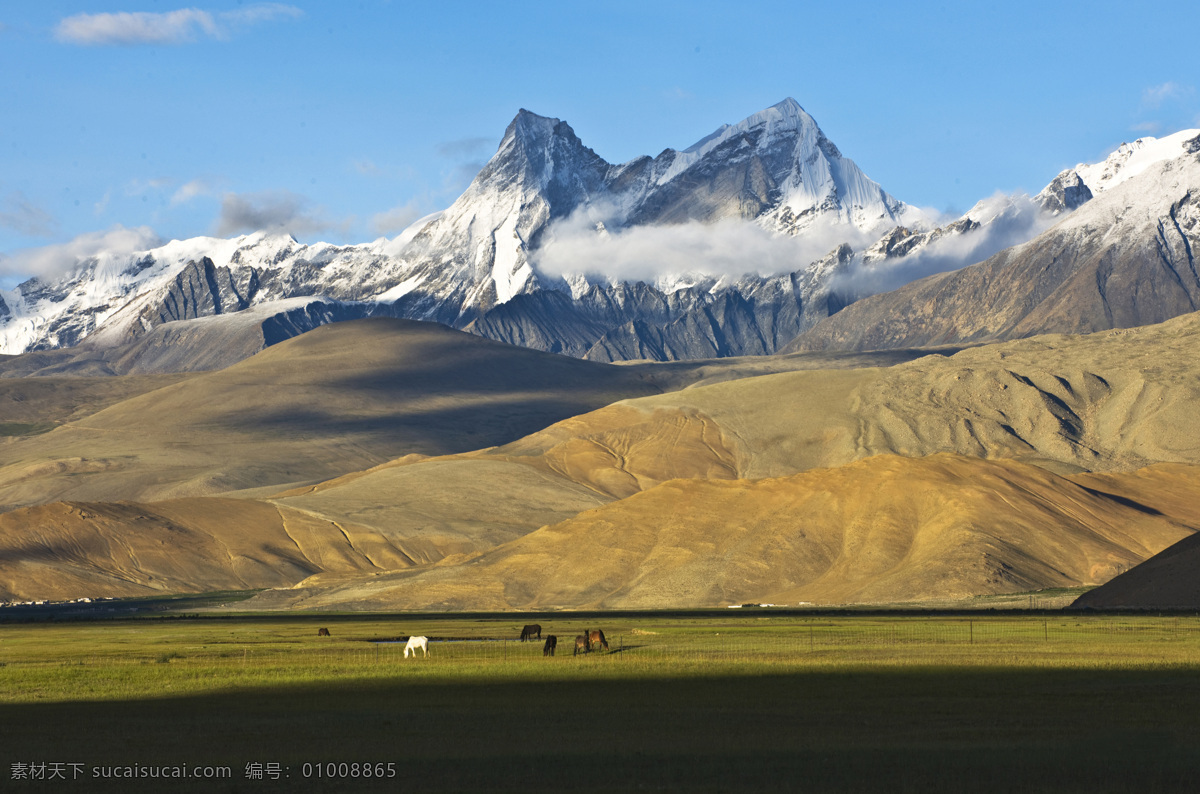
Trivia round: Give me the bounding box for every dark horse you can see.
[573,633,589,656]
[543,635,557,656]
[588,629,609,652]
[317,628,331,637]
[520,624,542,642]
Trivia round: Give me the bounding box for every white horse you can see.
[403,636,428,658]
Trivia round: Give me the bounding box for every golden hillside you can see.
[0,498,415,602]
[249,454,1200,611]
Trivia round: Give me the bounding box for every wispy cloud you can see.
[436,137,493,160]
[1141,81,1194,109]
[828,193,1060,299]
[1,225,161,280]
[55,4,302,46]
[171,179,215,206]
[370,201,422,237]
[93,190,112,216]
[353,159,382,177]
[0,192,58,238]
[124,177,174,196]
[1131,120,1162,134]
[215,190,343,238]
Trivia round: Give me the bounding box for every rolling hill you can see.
[246,454,1200,611]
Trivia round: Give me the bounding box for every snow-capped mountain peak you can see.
[1073,128,1200,193]
[659,98,822,182]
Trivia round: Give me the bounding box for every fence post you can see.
[969,621,974,644]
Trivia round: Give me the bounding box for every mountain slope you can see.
[790,131,1200,352]
[1070,532,1200,609]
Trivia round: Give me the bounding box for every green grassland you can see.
[3,612,1200,792]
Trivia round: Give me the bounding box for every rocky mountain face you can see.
[789,131,1200,352]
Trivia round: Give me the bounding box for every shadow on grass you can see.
[4,666,1200,792]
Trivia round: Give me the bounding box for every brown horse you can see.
[588,629,609,651]
[520,624,541,642]
[317,628,331,637]
[573,633,589,656]
[543,635,557,656]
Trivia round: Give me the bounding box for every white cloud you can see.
[533,202,874,283]
[0,192,58,238]
[370,201,422,237]
[1,225,161,280]
[215,190,342,238]
[55,4,302,46]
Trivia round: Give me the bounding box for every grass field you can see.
[3,610,1200,792]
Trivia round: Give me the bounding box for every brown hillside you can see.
[0,498,416,602]
[250,454,1200,611]
[1069,466,1200,609]
[1070,532,1200,610]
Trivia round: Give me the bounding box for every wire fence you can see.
[17,616,1198,670]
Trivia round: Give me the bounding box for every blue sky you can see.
[2,1,1198,284]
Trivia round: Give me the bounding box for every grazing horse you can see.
[317,627,331,637]
[573,633,589,656]
[588,629,610,652]
[520,624,542,642]
[404,636,428,658]
[543,635,557,656]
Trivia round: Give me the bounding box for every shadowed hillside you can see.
[0,318,664,507]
